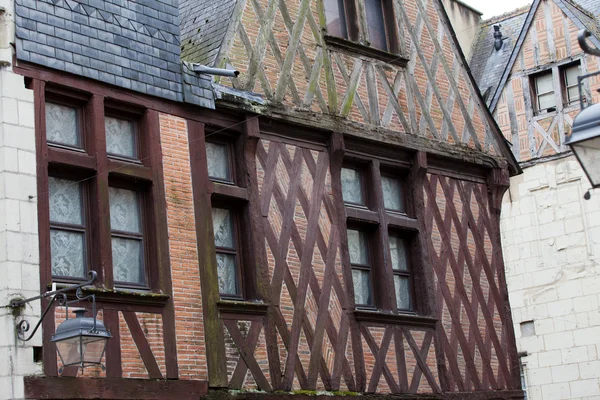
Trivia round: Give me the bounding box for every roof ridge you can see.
[560,0,596,19]
[481,4,532,26]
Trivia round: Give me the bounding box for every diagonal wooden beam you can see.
[405,330,440,393]
[122,311,163,379]
[229,320,264,389]
[360,326,400,393]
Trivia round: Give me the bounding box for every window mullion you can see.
[88,94,112,287]
[369,161,395,311]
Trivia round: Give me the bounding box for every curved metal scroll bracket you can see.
[9,270,98,341]
[578,29,600,58]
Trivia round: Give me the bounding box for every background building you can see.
[461,0,600,398]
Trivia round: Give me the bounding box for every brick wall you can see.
[501,155,600,399]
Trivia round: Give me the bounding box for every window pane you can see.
[382,176,405,212]
[217,253,238,295]
[109,187,141,233]
[365,0,388,51]
[567,86,580,103]
[112,237,144,284]
[46,102,80,148]
[390,236,408,271]
[324,0,348,39]
[394,275,412,310]
[105,116,136,158]
[347,229,369,265]
[49,177,83,225]
[212,208,234,248]
[535,73,554,94]
[565,65,579,87]
[341,167,365,205]
[538,92,556,111]
[206,142,232,182]
[50,229,85,278]
[352,269,371,305]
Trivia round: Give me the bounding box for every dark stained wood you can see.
[353,311,437,328]
[324,35,409,67]
[107,159,153,181]
[122,311,163,379]
[187,119,228,387]
[48,147,96,171]
[229,319,264,389]
[387,213,420,231]
[395,329,409,392]
[360,326,399,394]
[211,182,249,200]
[404,330,440,393]
[24,376,208,400]
[344,207,379,224]
[224,319,272,391]
[103,309,122,378]
[217,300,269,315]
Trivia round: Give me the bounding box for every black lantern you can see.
[570,29,600,191]
[52,309,111,370]
[9,271,111,373]
[565,102,600,189]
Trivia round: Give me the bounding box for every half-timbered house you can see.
[2,0,524,398]
[466,1,600,398]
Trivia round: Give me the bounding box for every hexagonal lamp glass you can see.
[51,309,111,369]
[566,103,600,189]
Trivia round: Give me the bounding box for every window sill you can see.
[217,300,269,316]
[52,283,171,307]
[324,35,409,68]
[354,310,437,328]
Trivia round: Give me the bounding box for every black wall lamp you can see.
[567,30,600,197]
[9,271,111,373]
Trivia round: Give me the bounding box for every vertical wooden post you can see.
[188,120,228,387]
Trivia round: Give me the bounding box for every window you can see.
[341,160,415,313]
[348,228,373,307]
[389,234,412,311]
[206,141,234,183]
[46,101,82,149]
[364,0,388,51]
[341,167,366,206]
[324,0,350,39]
[205,133,253,300]
[48,177,87,279]
[212,207,241,297]
[562,63,580,106]
[39,87,161,291]
[533,71,556,112]
[324,0,397,53]
[109,187,145,286]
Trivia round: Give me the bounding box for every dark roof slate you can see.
[179,0,236,65]
[469,7,529,107]
[14,0,214,108]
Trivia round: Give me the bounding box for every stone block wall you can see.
[0,1,41,399]
[501,155,600,399]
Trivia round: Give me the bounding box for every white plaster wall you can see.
[441,0,482,60]
[501,155,600,400]
[0,0,41,399]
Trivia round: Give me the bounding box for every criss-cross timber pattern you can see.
[360,325,441,394]
[424,174,516,392]
[216,0,501,155]
[229,139,355,392]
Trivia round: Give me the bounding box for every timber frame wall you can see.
[16,58,522,399]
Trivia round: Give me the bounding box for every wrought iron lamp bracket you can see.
[10,270,98,341]
[577,30,600,111]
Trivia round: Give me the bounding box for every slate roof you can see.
[469,6,530,107]
[14,0,214,108]
[179,0,236,65]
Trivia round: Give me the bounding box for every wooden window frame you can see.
[47,173,91,283]
[531,70,556,114]
[104,108,142,164]
[347,224,377,309]
[211,204,245,300]
[388,230,415,313]
[206,131,259,301]
[363,0,399,54]
[205,138,237,185]
[324,0,359,42]
[561,62,581,107]
[342,157,420,314]
[341,163,369,208]
[37,84,164,294]
[108,180,151,290]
